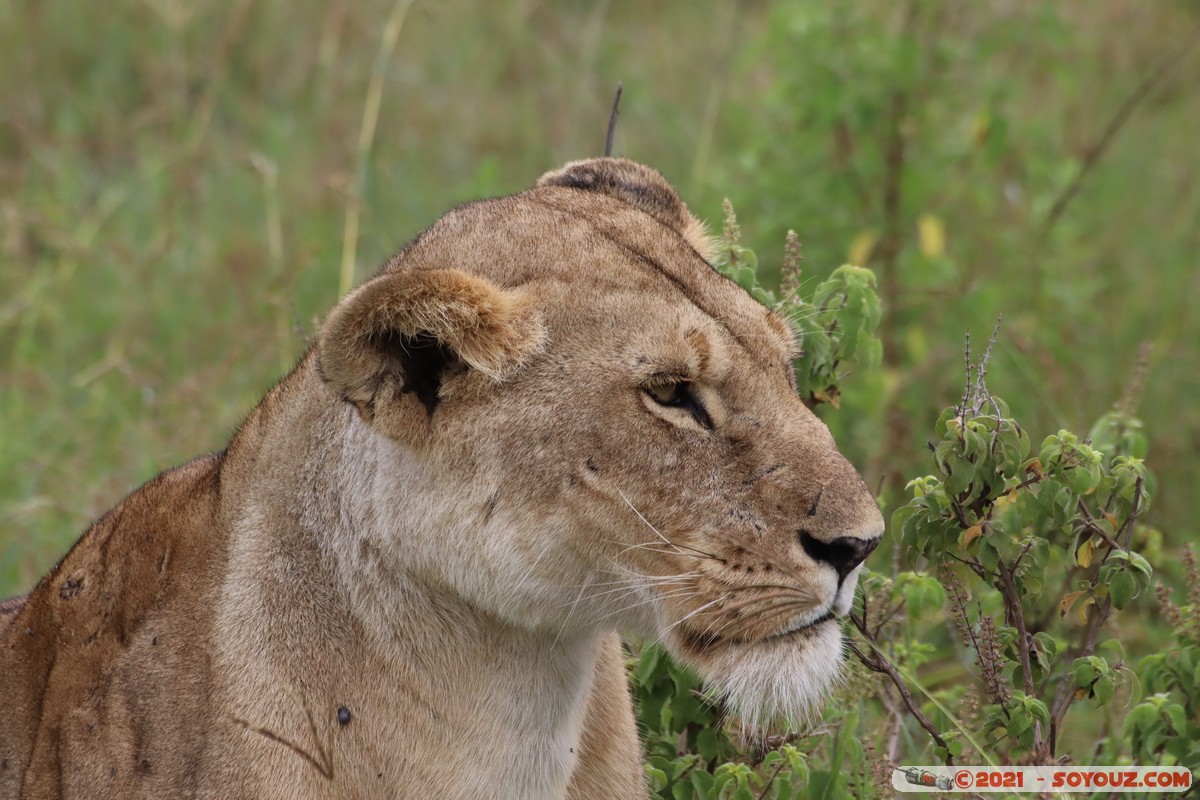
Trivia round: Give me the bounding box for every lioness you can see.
[0,158,883,799]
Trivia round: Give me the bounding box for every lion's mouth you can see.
[676,609,835,654]
[763,610,835,642]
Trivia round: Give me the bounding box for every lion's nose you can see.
[798,531,881,580]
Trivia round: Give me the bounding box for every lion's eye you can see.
[646,382,685,406]
[644,382,713,430]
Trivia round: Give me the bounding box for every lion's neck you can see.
[214,381,602,797]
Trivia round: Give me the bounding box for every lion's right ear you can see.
[317,269,545,437]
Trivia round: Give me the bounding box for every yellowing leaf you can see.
[1060,590,1087,619]
[811,388,841,409]
[961,524,984,547]
[848,231,877,266]
[1076,537,1095,568]
[972,111,991,147]
[918,214,946,259]
[992,492,1017,515]
[1077,595,1096,625]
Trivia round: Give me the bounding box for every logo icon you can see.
[897,767,953,791]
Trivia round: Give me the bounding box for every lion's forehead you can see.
[396,191,796,370]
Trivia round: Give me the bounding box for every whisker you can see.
[617,542,726,566]
[567,573,696,590]
[700,599,816,642]
[719,590,815,618]
[508,541,554,605]
[592,587,703,626]
[613,493,723,562]
[553,573,593,646]
[718,598,814,637]
[663,594,729,634]
[713,580,819,596]
[552,576,694,607]
[616,489,679,552]
[708,532,812,585]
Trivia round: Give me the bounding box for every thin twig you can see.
[338,0,415,296]
[688,0,745,196]
[604,82,623,157]
[959,331,973,427]
[1076,500,1125,553]
[1118,476,1145,549]
[1040,28,1200,238]
[232,699,333,781]
[848,615,953,764]
[975,316,1003,418]
[1049,593,1111,753]
[997,562,1036,701]
[1047,478,1143,753]
[756,757,788,800]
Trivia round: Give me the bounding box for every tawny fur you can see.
[0,158,882,799]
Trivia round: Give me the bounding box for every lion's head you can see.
[316,158,883,729]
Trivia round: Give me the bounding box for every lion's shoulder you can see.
[0,454,229,798]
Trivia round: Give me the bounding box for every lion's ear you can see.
[317,269,544,435]
[536,158,717,262]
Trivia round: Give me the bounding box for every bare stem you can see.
[339,0,415,297]
[849,614,953,764]
[1047,478,1142,753]
[604,82,623,157]
[996,560,1038,754]
[1040,28,1200,238]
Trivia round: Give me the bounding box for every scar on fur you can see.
[231,691,334,780]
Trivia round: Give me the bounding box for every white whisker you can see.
[663,594,727,634]
[616,488,681,554]
[553,573,592,646]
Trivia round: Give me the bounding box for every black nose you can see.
[798,531,881,579]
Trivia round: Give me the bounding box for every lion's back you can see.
[0,595,25,626]
[0,454,230,799]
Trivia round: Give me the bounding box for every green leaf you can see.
[1033,631,1059,669]
[670,755,699,780]
[689,771,714,796]
[695,728,720,762]
[944,456,976,497]
[1127,551,1153,578]
[1109,568,1136,610]
[636,643,664,685]
[1008,705,1032,737]
[1073,658,1098,688]
[900,573,946,617]
[645,764,669,792]
[1166,703,1188,735]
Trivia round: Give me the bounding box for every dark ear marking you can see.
[538,158,686,234]
[316,269,545,440]
[369,330,460,417]
[535,158,717,262]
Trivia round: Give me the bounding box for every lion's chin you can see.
[670,619,844,734]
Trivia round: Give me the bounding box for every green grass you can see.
[0,0,743,589]
[4,1,1197,592]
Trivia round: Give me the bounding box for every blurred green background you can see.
[1,0,1197,599]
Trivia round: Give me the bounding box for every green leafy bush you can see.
[636,208,1189,798]
[632,209,885,799]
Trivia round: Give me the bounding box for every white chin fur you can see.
[834,566,863,614]
[697,621,844,734]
